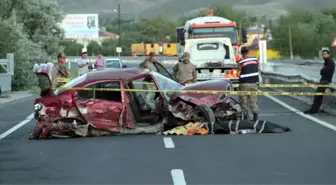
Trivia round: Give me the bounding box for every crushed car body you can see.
[30,62,290,139]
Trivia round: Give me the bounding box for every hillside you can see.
[57,0,336,19]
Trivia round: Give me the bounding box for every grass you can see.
[28,86,40,95]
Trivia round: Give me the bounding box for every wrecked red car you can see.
[31,62,290,139]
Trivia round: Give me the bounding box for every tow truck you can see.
[176,9,247,83]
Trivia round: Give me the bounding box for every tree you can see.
[15,0,64,57]
[0,0,63,90]
[208,4,251,27]
[87,41,102,56]
[0,15,46,90]
[60,40,83,56]
[271,10,336,58]
[101,39,117,56]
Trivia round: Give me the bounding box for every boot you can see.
[253,113,258,121]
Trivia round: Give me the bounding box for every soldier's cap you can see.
[57,53,66,59]
[149,52,155,56]
[182,52,190,59]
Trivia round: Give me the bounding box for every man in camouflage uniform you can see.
[172,52,197,85]
[139,52,157,71]
[237,47,260,121]
[54,53,70,87]
[139,52,158,107]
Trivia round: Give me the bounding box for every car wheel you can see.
[192,105,216,123]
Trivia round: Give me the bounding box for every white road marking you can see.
[171,169,186,185]
[163,137,175,148]
[266,95,336,131]
[0,113,34,140]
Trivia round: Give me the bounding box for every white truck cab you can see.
[181,37,238,82]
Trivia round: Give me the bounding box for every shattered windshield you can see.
[151,71,182,100]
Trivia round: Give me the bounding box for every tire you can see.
[195,105,215,123]
[194,105,216,134]
[229,97,248,120]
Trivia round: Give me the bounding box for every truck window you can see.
[197,43,219,50]
[192,27,237,44]
[224,44,230,59]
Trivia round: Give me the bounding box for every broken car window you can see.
[78,81,122,102]
[151,72,182,100]
[54,73,87,95]
[129,75,158,111]
[153,62,176,81]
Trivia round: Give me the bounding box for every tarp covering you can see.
[210,120,291,134]
[161,120,290,135]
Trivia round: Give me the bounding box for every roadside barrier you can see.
[51,87,336,96]
[260,70,336,114]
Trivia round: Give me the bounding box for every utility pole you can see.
[118,3,121,47]
[288,27,293,60]
[239,20,242,44]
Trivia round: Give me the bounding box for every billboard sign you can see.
[61,14,99,39]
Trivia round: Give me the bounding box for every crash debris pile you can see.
[161,122,208,135]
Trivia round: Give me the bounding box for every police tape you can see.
[51,87,336,96]
[243,84,335,88]
[57,78,335,88]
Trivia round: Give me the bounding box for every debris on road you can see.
[161,120,290,135]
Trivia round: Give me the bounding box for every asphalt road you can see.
[1,93,336,184]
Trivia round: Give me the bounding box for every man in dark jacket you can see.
[237,47,260,121]
[304,49,335,114]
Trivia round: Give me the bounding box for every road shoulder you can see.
[0,91,34,107]
[269,95,336,127]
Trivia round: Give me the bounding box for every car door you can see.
[153,62,178,82]
[73,80,128,132]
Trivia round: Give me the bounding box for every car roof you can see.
[105,58,121,61]
[85,68,150,81]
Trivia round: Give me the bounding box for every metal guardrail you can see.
[0,53,14,92]
[260,69,336,114]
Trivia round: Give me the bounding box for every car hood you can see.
[173,79,233,106]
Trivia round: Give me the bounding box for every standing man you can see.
[139,52,157,71]
[304,49,335,114]
[237,47,260,121]
[77,50,89,76]
[94,51,106,71]
[172,52,197,85]
[54,53,70,87]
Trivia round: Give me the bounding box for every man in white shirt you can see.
[77,51,89,76]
